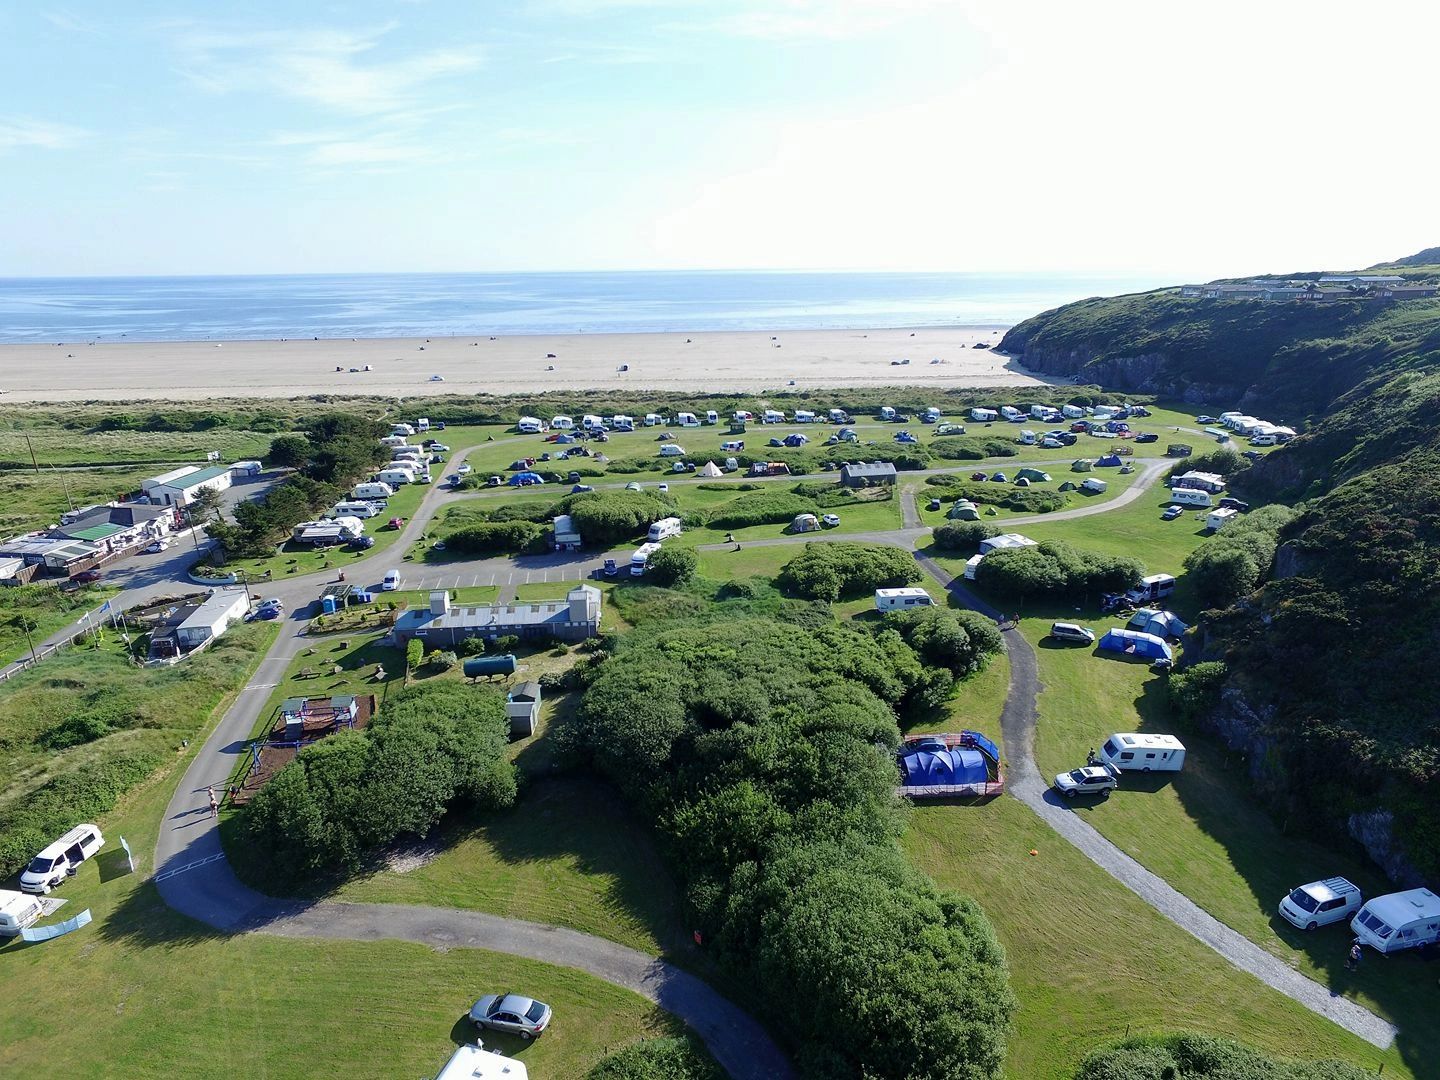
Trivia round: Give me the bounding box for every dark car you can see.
[349,535,376,549]
[1133,432,1158,443]
[72,569,103,584]
[1217,497,1250,512]
[1162,505,1184,521]
[928,497,942,511]
[1057,432,1079,445]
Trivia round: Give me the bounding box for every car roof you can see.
[1299,877,1359,903]
[497,994,536,1013]
[32,824,101,858]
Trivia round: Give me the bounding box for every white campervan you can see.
[1168,487,1213,508]
[647,517,683,542]
[1351,888,1440,954]
[19,824,105,894]
[1124,574,1176,605]
[353,481,395,501]
[1278,877,1363,931]
[0,889,44,937]
[658,444,686,457]
[874,587,934,612]
[1097,733,1186,773]
[631,542,661,575]
[676,412,700,427]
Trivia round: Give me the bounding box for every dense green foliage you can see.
[445,520,549,556]
[706,491,816,530]
[1164,447,1249,484]
[885,606,1004,678]
[1073,1032,1369,1080]
[1168,661,1227,720]
[241,682,515,877]
[585,1038,723,1080]
[1182,506,1295,608]
[561,490,676,546]
[978,539,1143,601]
[929,436,1020,461]
[777,542,922,600]
[645,545,698,586]
[568,614,1014,1079]
[926,475,1068,513]
[931,520,1000,552]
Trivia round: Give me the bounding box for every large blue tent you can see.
[899,746,988,787]
[1096,453,1123,468]
[1098,627,1173,661]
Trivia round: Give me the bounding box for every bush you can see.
[1073,1032,1371,1080]
[427,650,458,672]
[1169,661,1227,720]
[978,539,1143,601]
[932,520,1000,552]
[646,545,698,586]
[445,520,547,556]
[405,638,423,672]
[562,490,676,546]
[707,491,816,530]
[586,1037,723,1080]
[457,638,488,658]
[1183,505,1296,608]
[930,436,1019,461]
[491,635,519,653]
[927,478,1068,514]
[777,542,922,601]
[886,606,1004,678]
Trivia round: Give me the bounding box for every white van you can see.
[20,824,105,894]
[676,412,700,427]
[1124,574,1176,605]
[353,482,395,501]
[1250,434,1278,446]
[631,542,660,575]
[1168,487,1213,508]
[0,889,45,937]
[382,569,402,591]
[874,587,934,612]
[647,517,683,542]
[1097,733,1185,773]
[1278,877,1363,931]
[1351,888,1440,953]
[332,501,381,519]
[658,444,686,457]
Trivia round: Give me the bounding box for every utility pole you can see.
[15,616,39,665]
[51,463,75,512]
[23,434,41,476]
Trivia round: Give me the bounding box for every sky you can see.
[3,0,1439,278]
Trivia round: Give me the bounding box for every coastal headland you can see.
[0,325,1058,402]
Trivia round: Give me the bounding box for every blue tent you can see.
[509,471,544,486]
[1096,453,1123,467]
[1098,627,1172,661]
[900,747,988,787]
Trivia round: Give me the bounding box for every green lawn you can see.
[0,464,166,537]
[0,582,120,666]
[1022,617,1436,1077]
[903,794,1409,1080]
[0,426,273,469]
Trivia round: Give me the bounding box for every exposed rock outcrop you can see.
[1347,809,1426,888]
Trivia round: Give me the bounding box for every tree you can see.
[405,637,423,678]
[187,485,224,524]
[777,543,921,600]
[267,433,311,470]
[646,545,698,586]
[932,520,999,553]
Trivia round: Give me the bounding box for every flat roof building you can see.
[839,462,898,487]
[394,584,602,646]
[142,464,233,507]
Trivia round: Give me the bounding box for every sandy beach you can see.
[0,325,1057,402]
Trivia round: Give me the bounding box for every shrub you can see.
[457,638,488,658]
[491,635,519,653]
[707,491,815,530]
[930,436,1019,461]
[886,606,1004,678]
[646,545,698,586]
[562,490,676,545]
[1183,505,1296,608]
[1073,1031,1370,1080]
[586,1037,723,1080]
[446,520,547,556]
[932,520,1000,552]
[427,650,458,672]
[405,638,423,672]
[777,542,922,601]
[978,539,1143,601]
[1169,661,1227,720]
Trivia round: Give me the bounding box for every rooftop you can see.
[173,465,231,488]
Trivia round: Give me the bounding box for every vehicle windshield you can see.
[27,856,55,874]
[525,1001,548,1022]
[1287,888,1319,913]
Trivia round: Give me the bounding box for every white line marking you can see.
[153,852,227,883]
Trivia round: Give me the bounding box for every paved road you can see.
[911,558,1399,1050]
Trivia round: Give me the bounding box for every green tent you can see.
[948,499,980,521]
[1070,458,1093,472]
[1016,468,1052,483]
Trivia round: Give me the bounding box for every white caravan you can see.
[1098,733,1186,773]
[1351,888,1440,954]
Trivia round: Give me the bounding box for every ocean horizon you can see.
[0,269,1174,344]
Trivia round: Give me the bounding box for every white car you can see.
[143,539,171,554]
[429,374,445,382]
[382,569,401,591]
[457,463,472,475]
[658,483,669,492]
[20,824,105,894]
[1278,877,1362,930]
[821,514,841,527]
[1052,765,1119,799]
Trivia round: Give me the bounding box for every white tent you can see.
[699,460,723,478]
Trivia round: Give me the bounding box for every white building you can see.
[142,465,233,507]
[174,589,250,650]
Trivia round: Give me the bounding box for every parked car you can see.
[143,539,172,554]
[256,598,284,618]
[469,993,552,1040]
[1217,497,1250,512]
[1196,415,1217,424]
[603,559,618,578]
[658,483,669,492]
[571,484,594,493]
[1242,450,1264,462]
[970,471,988,481]
[19,824,105,894]
[382,569,401,591]
[1053,765,1119,799]
[1133,432,1158,443]
[928,498,942,511]
[72,569,103,584]
[821,513,841,527]
[457,463,472,474]
[429,444,449,453]
[1049,622,1096,645]
[625,482,642,491]
[1161,505,1185,520]
[349,535,375,549]
[1278,877,1363,931]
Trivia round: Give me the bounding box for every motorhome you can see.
[676,412,700,427]
[1000,406,1024,422]
[970,407,998,422]
[828,408,850,423]
[647,517,683,542]
[1351,888,1440,953]
[794,409,816,423]
[1124,573,1176,605]
[644,412,665,426]
[878,406,897,421]
[1168,487,1213,507]
[551,415,574,430]
[658,444,686,457]
[874,587,934,612]
[352,481,395,501]
[517,416,545,434]
[19,824,105,894]
[1098,733,1186,773]
[0,889,44,937]
[332,501,382,519]
[631,542,661,575]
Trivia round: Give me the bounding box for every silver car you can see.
[469,993,552,1040]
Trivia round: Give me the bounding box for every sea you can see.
[0,270,1172,343]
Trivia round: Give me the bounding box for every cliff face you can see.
[1009,344,1245,404]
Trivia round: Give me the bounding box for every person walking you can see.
[207,785,219,819]
[1346,939,1362,972]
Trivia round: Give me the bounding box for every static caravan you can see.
[1018,429,1037,445]
[1206,508,1239,531]
[643,412,665,426]
[762,409,785,424]
[551,415,575,430]
[676,411,700,427]
[353,481,395,500]
[612,414,636,431]
[794,409,817,423]
[1000,406,1024,422]
[963,554,985,580]
[1098,732,1186,773]
[879,406,897,421]
[517,416,545,434]
[970,407,998,422]
[647,517,683,542]
[1080,477,1108,494]
[416,418,430,432]
[874,587,934,612]
[705,410,720,424]
[630,542,661,576]
[1351,888,1440,954]
[1169,487,1213,507]
[828,408,850,423]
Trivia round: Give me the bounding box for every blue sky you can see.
[3,1,1438,276]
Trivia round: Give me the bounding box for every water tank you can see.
[462,654,517,679]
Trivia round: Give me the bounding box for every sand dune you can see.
[0,325,1059,402]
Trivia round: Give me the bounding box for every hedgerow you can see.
[777,542,922,600]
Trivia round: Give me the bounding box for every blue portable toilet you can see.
[321,595,338,615]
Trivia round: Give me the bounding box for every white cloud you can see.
[0,117,86,152]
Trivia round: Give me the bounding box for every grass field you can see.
[0,581,120,666]
[0,464,166,537]
[903,794,1408,1079]
[0,755,686,1080]
[1021,617,1437,1077]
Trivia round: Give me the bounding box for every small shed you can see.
[1098,628,1173,662]
[506,681,542,738]
[1070,458,1093,472]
